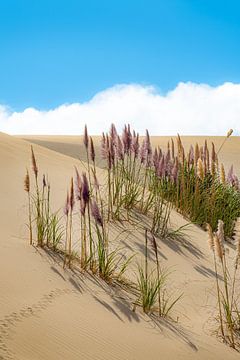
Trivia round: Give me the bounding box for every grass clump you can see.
[207,220,240,350]
[134,230,182,317]
[24,147,63,249]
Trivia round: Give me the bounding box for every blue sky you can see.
[1,0,240,111]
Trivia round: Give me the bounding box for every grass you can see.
[134,229,182,316]
[207,220,240,349]
[24,125,240,350]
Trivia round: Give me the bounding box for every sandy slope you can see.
[0,132,239,359]
[19,135,240,176]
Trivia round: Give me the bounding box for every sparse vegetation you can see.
[207,220,240,350]
[24,124,240,348]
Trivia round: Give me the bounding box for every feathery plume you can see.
[24,170,30,192]
[216,220,225,255]
[140,139,146,164]
[197,158,204,181]
[83,125,89,149]
[227,129,233,138]
[214,233,223,261]
[153,148,159,169]
[90,137,95,162]
[122,124,132,154]
[211,142,216,163]
[31,146,38,178]
[171,161,178,183]
[145,129,152,157]
[194,143,200,166]
[91,199,103,227]
[177,134,183,157]
[220,163,226,184]
[171,138,175,159]
[110,123,118,145]
[69,177,75,211]
[64,192,70,216]
[157,156,165,178]
[206,146,210,171]
[82,172,90,205]
[116,135,124,160]
[132,133,139,158]
[188,145,194,166]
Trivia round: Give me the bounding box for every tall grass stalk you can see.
[24,169,33,245]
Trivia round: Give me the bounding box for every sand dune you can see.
[0,132,239,359]
[19,135,240,176]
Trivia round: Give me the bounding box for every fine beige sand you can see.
[20,135,240,176]
[0,132,239,359]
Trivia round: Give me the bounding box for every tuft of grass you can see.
[134,229,182,317]
[207,220,240,350]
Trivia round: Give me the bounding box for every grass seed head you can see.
[69,177,75,210]
[197,158,204,181]
[90,137,95,162]
[220,164,226,184]
[64,192,70,216]
[227,129,233,138]
[82,172,90,205]
[83,124,89,149]
[214,233,223,261]
[91,198,103,227]
[31,146,38,178]
[216,220,225,255]
[24,170,30,192]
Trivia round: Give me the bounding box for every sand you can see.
[0,131,239,359]
[19,135,240,175]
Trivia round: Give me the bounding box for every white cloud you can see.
[0,82,240,135]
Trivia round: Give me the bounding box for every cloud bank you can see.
[0,82,240,135]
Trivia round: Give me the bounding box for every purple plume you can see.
[117,135,124,160]
[69,178,75,210]
[91,199,103,227]
[132,133,139,158]
[81,172,90,205]
[145,130,152,157]
[153,148,159,170]
[171,161,178,183]
[64,192,70,216]
[31,146,38,178]
[110,123,118,145]
[140,140,146,164]
[157,155,165,178]
[122,124,132,154]
[90,137,95,162]
[83,125,89,149]
[188,145,194,165]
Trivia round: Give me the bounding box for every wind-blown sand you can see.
[0,132,239,359]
